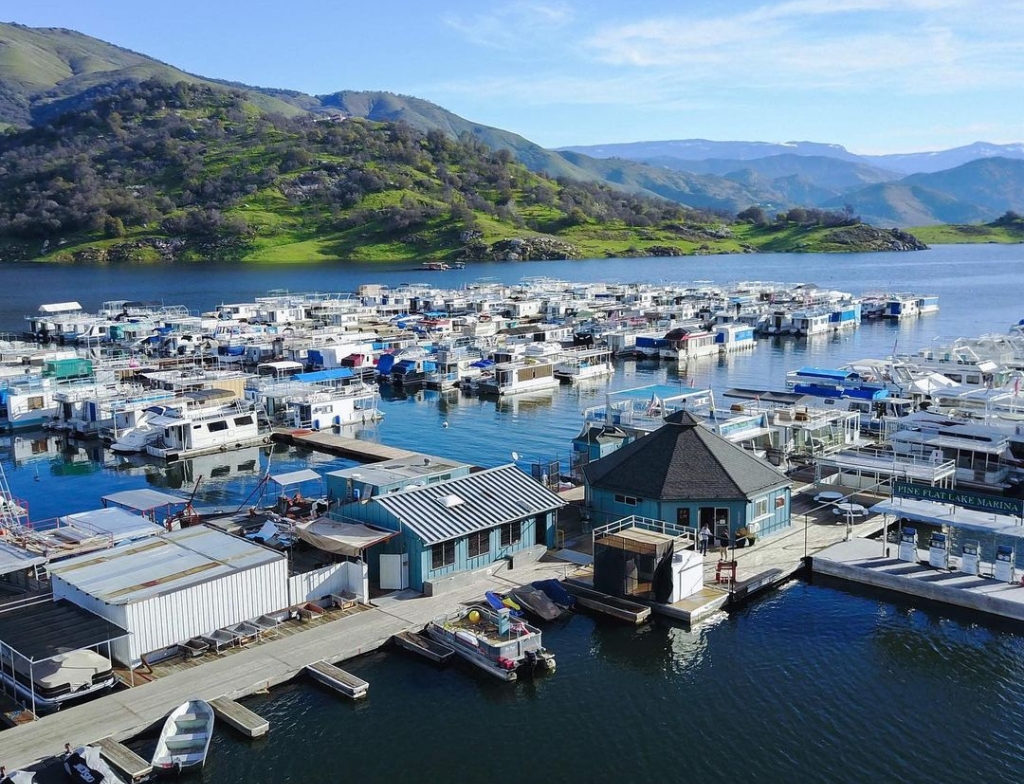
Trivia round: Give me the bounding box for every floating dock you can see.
[392,630,455,664]
[563,581,652,624]
[209,696,269,739]
[305,660,369,699]
[95,736,152,781]
[811,538,1024,623]
[272,428,417,463]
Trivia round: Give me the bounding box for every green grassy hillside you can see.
[0,79,926,263]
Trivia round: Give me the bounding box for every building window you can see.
[676,508,691,527]
[614,494,638,506]
[431,541,455,570]
[27,396,44,411]
[500,521,521,547]
[776,496,786,509]
[467,531,490,558]
[755,498,768,517]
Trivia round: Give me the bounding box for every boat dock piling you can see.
[209,696,269,739]
[305,660,369,700]
[272,429,417,463]
[95,736,152,781]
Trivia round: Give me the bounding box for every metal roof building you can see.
[49,525,288,667]
[374,464,565,546]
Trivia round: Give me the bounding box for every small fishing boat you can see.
[151,699,215,774]
[62,744,125,784]
[392,630,455,664]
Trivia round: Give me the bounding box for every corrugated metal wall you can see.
[287,561,367,604]
[124,559,289,664]
[55,560,289,666]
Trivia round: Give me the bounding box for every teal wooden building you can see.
[328,462,565,592]
[582,410,792,544]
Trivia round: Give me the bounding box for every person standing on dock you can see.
[698,524,711,556]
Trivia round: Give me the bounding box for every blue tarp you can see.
[792,367,858,381]
[376,354,396,375]
[295,368,354,383]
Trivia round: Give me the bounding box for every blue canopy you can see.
[295,368,354,383]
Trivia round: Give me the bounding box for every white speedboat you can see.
[151,698,215,773]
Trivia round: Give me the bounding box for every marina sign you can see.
[893,481,1024,516]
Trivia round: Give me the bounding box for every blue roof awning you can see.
[295,368,354,383]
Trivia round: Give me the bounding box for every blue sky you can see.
[9,0,1024,153]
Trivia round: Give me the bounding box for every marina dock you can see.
[811,538,1024,623]
[272,428,418,462]
[306,660,369,699]
[209,696,269,739]
[94,736,152,781]
[0,559,575,771]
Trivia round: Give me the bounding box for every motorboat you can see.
[62,744,125,784]
[425,604,555,682]
[151,698,215,773]
[0,649,115,712]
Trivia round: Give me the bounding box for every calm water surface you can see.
[4,245,1024,782]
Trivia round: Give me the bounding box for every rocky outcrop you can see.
[823,225,928,251]
[458,236,584,261]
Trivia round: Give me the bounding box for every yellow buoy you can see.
[468,610,481,623]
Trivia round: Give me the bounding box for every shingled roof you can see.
[581,410,789,500]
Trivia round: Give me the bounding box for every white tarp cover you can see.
[295,516,394,557]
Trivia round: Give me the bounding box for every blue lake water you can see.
[3,244,1024,781]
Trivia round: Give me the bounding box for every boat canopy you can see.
[269,469,322,487]
[295,517,395,557]
[0,599,128,663]
[102,488,193,513]
[295,368,354,383]
[793,367,859,381]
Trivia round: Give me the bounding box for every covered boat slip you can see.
[101,488,195,522]
[0,600,129,714]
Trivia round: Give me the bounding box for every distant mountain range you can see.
[2,21,1023,227]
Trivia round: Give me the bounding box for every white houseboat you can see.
[144,398,268,461]
[554,347,614,383]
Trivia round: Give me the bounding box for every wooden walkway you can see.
[272,428,418,463]
[0,559,576,771]
[209,696,269,739]
[95,736,151,781]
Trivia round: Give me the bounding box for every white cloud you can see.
[442,2,574,50]
[581,0,1024,93]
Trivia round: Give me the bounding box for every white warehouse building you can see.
[48,526,289,667]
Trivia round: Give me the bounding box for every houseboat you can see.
[554,347,614,383]
[714,323,756,354]
[283,385,383,430]
[144,398,268,461]
[883,294,939,320]
[426,605,555,682]
[475,347,559,397]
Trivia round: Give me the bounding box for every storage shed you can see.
[48,525,288,667]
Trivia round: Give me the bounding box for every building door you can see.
[379,553,408,590]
